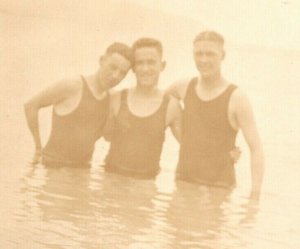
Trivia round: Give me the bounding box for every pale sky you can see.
[1,0,299,50]
[128,0,300,50]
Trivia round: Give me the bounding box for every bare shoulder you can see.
[229,87,256,126]
[230,87,252,109]
[54,75,82,95]
[165,78,191,100]
[42,76,81,97]
[25,75,82,107]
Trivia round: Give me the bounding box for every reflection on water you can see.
[1,8,300,249]
[0,161,270,249]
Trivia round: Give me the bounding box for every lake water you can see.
[1,8,300,249]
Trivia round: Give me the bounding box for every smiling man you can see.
[167,31,264,196]
[24,42,133,167]
[104,38,181,178]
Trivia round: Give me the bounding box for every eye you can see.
[195,52,203,57]
[109,64,118,70]
[135,61,142,66]
[148,60,156,65]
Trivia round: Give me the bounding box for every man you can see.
[104,38,182,178]
[24,42,133,167]
[167,31,264,195]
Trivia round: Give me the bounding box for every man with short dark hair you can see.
[24,42,133,167]
[104,38,182,178]
[167,31,264,196]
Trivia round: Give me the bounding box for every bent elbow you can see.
[24,100,39,116]
[24,101,31,113]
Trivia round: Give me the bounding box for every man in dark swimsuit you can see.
[104,38,182,178]
[24,42,133,167]
[167,31,264,197]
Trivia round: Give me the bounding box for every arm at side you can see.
[232,90,265,197]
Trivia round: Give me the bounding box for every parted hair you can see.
[131,38,163,56]
[193,31,224,46]
[105,42,134,66]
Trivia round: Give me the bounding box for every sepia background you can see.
[1,0,299,248]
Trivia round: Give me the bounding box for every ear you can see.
[99,55,105,66]
[132,64,137,74]
[161,60,166,71]
[221,50,226,60]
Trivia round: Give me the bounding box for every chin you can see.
[201,72,214,79]
[139,81,155,87]
[146,83,157,88]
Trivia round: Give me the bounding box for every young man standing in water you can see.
[24,42,133,167]
[167,31,264,196]
[104,38,182,178]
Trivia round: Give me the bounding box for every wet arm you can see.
[165,79,189,100]
[235,92,265,197]
[24,80,75,151]
[103,91,121,142]
[166,97,182,143]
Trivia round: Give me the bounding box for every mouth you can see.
[140,74,153,78]
[103,79,118,89]
[139,75,154,81]
[199,67,211,73]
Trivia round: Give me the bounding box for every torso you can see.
[181,77,238,130]
[114,88,165,117]
[177,77,238,187]
[105,88,169,178]
[42,75,109,166]
[54,75,107,116]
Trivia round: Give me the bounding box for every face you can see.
[133,47,165,88]
[98,52,131,90]
[193,40,225,79]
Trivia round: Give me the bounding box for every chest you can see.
[127,97,163,117]
[54,90,82,116]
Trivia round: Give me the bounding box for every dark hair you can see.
[132,38,163,56]
[194,31,224,46]
[105,42,134,65]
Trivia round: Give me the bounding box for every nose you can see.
[111,69,122,80]
[199,54,209,63]
[139,62,151,72]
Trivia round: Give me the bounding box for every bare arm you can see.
[166,96,182,143]
[103,90,121,142]
[233,90,265,197]
[24,78,78,160]
[165,79,190,100]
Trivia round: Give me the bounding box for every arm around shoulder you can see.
[165,78,190,100]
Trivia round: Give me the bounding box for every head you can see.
[193,31,225,80]
[98,42,133,90]
[131,38,166,88]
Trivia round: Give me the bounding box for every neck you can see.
[200,72,224,90]
[135,84,159,96]
[90,73,105,95]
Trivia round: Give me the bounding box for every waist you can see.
[176,173,235,189]
[42,153,91,168]
[104,164,159,179]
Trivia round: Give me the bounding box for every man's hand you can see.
[31,149,42,164]
[249,189,261,201]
